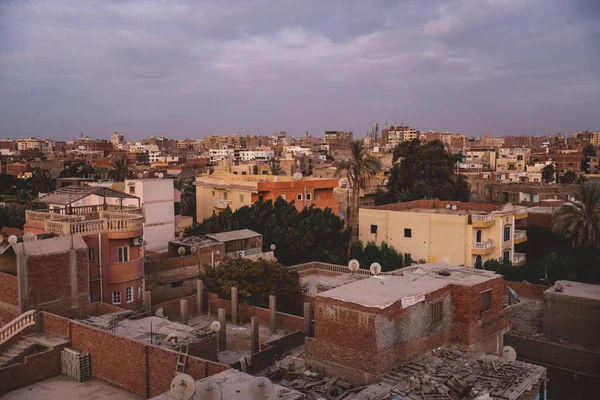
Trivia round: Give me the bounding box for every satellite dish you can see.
[154,172,159,177]
[445,204,451,209]
[570,197,575,202]
[167,332,179,346]
[348,259,360,272]
[23,232,36,242]
[8,235,18,245]
[210,321,221,332]
[190,246,198,255]
[178,246,186,256]
[143,171,149,175]
[155,308,165,318]
[451,205,457,211]
[170,373,196,400]
[158,173,164,179]
[249,377,274,400]
[137,173,144,179]
[197,379,222,400]
[502,346,517,361]
[293,172,302,181]
[370,262,382,276]
[270,244,276,251]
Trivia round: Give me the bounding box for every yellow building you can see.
[359,200,528,267]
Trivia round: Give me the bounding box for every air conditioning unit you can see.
[237,250,245,258]
[131,237,144,246]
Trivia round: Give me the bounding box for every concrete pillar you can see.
[269,295,276,334]
[231,287,238,325]
[303,302,312,336]
[144,291,152,313]
[250,317,259,354]
[196,279,204,314]
[180,299,188,324]
[218,308,227,351]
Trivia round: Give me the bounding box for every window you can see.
[171,281,183,288]
[223,192,228,200]
[239,194,244,202]
[258,195,264,202]
[370,225,378,234]
[431,301,443,322]
[504,226,511,241]
[503,250,510,261]
[481,290,492,312]
[233,171,238,175]
[262,170,268,175]
[129,186,135,194]
[404,253,412,265]
[137,286,142,300]
[212,191,215,197]
[126,287,133,303]
[297,194,303,201]
[476,230,482,243]
[90,293,96,303]
[404,228,412,238]
[279,194,286,200]
[112,291,121,305]
[241,171,247,175]
[118,246,129,262]
[88,247,94,261]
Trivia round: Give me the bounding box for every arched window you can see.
[476,230,482,243]
[475,255,482,269]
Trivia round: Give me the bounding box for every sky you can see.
[0,0,599,141]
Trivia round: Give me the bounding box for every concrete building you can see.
[110,132,124,146]
[359,200,528,268]
[124,178,177,252]
[385,125,419,148]
[486,183,578,205]
[16,138,50,153]
[23,185,145,310]
[305,263,512,382]
[462,148,497,170]
[194,171,339,221]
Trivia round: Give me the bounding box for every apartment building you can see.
[110,132,125,146]
[359,200,528,268]
[385,125,419,148]
[461,148,497,170]
[124,178,177,252]
[324,130,353,149]
[16,138,50,153]
[194,171,339,221]
[23,186,145,310]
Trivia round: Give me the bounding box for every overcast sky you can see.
[1,0,599,141]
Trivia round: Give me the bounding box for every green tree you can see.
[552,183,600,248]
[0,204,26,229]
[577,174,588,184]
[583,144,597,157]
[267,158,285,176]
[335,140,382,257]
[381,140,469,204]
[352,241,403,272]
[109,158,132,181]
[541,163,555,183]
[200,258,301,313]
[560,170,577,184]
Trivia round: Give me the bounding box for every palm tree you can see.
[109,158,131,181]
[180,184,197,219]
[553,183,600,248]
[268,158,285,176]
[336,140,382,258]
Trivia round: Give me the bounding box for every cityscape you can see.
[1,1,599,400]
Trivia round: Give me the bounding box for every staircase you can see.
[0,336,36,368]
[0,310,37,346]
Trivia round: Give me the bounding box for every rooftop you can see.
[206,229,261,242]
[170,235,221,248]
[35,185,139,205]
[363,199,525,216]
[546,280,600,301]
[317,264,500,309]
[13,234,87,257]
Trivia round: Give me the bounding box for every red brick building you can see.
[305,264,510,382]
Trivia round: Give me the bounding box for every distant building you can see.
[385,125,419,148]
[110,132,125,146]
[16,138,50,153]
[324,130,353,150]
[359,200,528,268]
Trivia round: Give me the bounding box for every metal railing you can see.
[472,240,494,249]
[0,310,36,346]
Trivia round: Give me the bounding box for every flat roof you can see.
[317,264,500,309]
[3,376,141,400]
[13,235,87,257]
[546,280,600,301]
[207,229,261,242]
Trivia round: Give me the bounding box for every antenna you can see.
[169,373,196,400]
[292,172,302,181]
[197,379,222,400]
[370,262,382,276]
[8,235,18,245]
[249,377,274,400]
[348,259,359,272]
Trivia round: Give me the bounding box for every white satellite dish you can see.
[370,262,382,276]
[23,232,36,242]
[143,170,149,175]
[292,172,302,181]
[190,246,198,255]
[167,332,179,346]
[137,173,144,179]
[570,197,575,202]
[445,204,451,209]
[249,377,274,400]
[348,259,360,272]
[210,321,221,332]
[270,244,276,251]
[155,307,165,318]
[8,235,18,245]
[158,173,164,179]
[170,373,196,400]
[451,205,457,211]
[154,172,159,177]
[369,263,381,275]
[197,379,222,400]
[178,246,186,256]
[502,346,517,361]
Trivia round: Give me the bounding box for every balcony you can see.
[213,198,232,210]
[514,229,527,244]
[472,240,495,255]
[36,208,144,237]
[513,252,526,267]
[471,214,495,228]
[514,206,528,220]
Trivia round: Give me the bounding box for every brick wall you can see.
[0,272,18,306]
[152,294,198,320]
[525,211,552,229]
[0,345,66,394]
[0,306,19,328]
[147,346,207,397]
[504,281,547,301]
[41,312,71,339]
[542,292,600,347]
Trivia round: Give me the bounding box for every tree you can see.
[577,174,587,184]
[179,184,197,219]
[382,140,470,204]
[109,158,132,181]
[583,144,597,157]
[560,170,577,184]
[335,140,382,257]
[0,203,26,230]
[267,158,285,176]
[541,163,555,183]
[200,258,301,313]
[552,183,600,248]
[352,241,403,272]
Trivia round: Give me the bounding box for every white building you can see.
[209,148,235,163]
[17,138,51,153]
[239,149,274,161]
[110,132,125,146]
[284,146,312,159]
[124,178,177,252]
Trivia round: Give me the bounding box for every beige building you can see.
[359,200,528,268]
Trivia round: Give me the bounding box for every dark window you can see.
[476,230,482,243]
[129,186,135,194]
[481,290,492,312]
[431,301,443,322]
[504,226,511,241]
[88,247,94,261]
[258,195,264,202]
[370,225,378,234]
[404,228,412,238]
[90,293,96,303]
[171,281,183,288]
[118,246,129,262]
[503,250,510,261]
[241,171,247,175]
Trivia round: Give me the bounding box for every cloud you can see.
[0,0,598,140]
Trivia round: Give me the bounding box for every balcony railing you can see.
[471,214,494,222]
[213,198,232,209]
[44,216,144,236]
[472,240,494,249]
[514,230,527,240]
[513,253,526,264]
[0,310,37,346]
[288,261,371,276]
